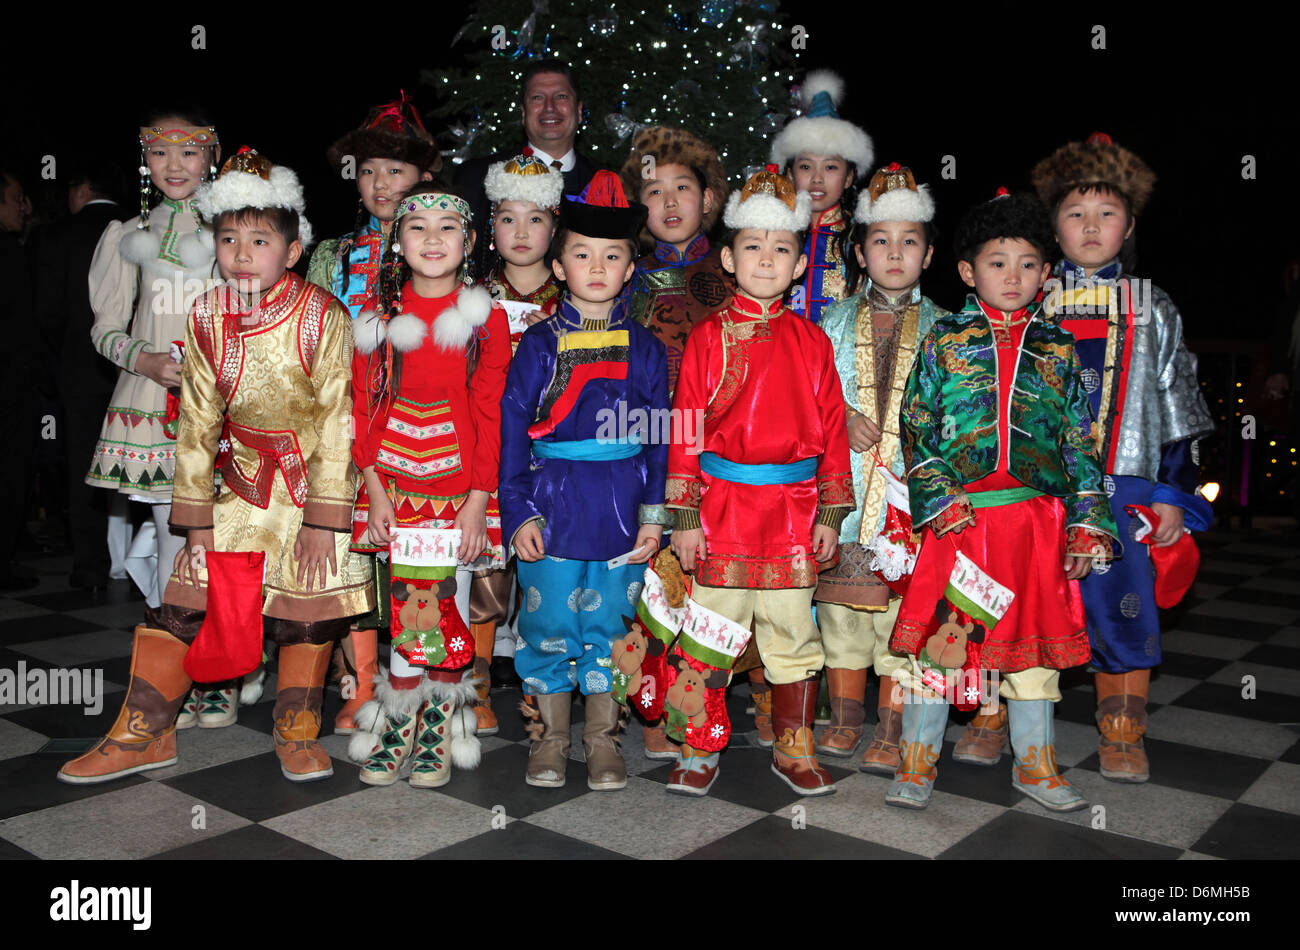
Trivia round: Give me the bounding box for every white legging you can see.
[388,566,473,677]
[123,502,188,609]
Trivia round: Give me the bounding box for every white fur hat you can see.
[484,154,564,211]
[854,163,936,225]
[194,148,314,247]
[722,167,812,233]
[769,70,874,173]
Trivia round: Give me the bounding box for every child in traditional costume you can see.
[769,71,873,325]
[345,183,510,788]
[1029,133,1214,783]
[469,155,566,727]
[61,149,373,785]
[887,190,1116,812]
[814,163,949,772]
[667,167,854,796]
[306,92,442,735]
[499,171,669,790]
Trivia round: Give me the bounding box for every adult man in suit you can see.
[31,161,128,590]
[455,58,601,280]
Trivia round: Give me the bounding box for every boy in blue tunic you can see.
[499,171,670,791]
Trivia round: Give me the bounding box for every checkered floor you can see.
[2,523,1298,862]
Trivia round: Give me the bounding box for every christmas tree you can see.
[424,0,799,183]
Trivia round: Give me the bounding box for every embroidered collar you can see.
[558,294,627,328]
[1058,257,1122,282]
[218,272,298,328]
[653,231,710,265]
[498,269,557,302]
[730,292,785,317]
[811,203,846,231]
[968,294,1036,327]
[866,282,920,316]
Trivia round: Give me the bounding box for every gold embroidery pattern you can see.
[665,475,703,508]
[707,312,772,424]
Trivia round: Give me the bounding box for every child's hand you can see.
[136,351,182,389]
[812,523,839,563]
[295,526,338,592]
[524,309,549,327]
[627,525,663,564]
[454,490,490,565]
[671,527,706,572]
[847,414,881,454]
[364,492,397,547]
[1149,502,1185,547]
[514,520,546,562]
[1064,554,1093,581]
[175,528,214,589]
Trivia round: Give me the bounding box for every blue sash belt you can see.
[531,438,642,461]
[699,452,817,485]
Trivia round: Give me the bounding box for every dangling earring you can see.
[461,235,474,286]
[137,138,151,229]
[392,242,401,254]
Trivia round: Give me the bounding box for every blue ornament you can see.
[667,10,692,31]
[697,0,735,27]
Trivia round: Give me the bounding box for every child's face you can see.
[145,119,212,201]
[492,200,555,268]
[552,233,636,304]
[358,158,430,222]
[638,162,713,251]
[856,221,933,295]
[791,153,854,213]
[215,215,301,298]
[1054,187,1133,272]
[721,228,808,305]
[399,209,473,283]
[957,238,1050,313]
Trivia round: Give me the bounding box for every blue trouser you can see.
[1080,474,1161,673]
[515,556,645,696]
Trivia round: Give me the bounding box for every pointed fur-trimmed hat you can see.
[560,169,648,241]
[195,147,313,246]
[855,162,935,225]
[484,154,565,212]
[618,126,730,232]
[1031,132,1156,214]
[723,164,811,233]
[769,70,873,173]
[326,91,443,176]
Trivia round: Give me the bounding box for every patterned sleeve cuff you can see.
[931,498,975,537]
[816,506,849,531]
[671,507,702,530]
[638,504,674,527]
[1066,526,1113,560]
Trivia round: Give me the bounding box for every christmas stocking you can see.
[916,551,1014,713]
[662,598,752,752]
[184,550,266,681]
[389,528,474,671]
[622,551,690,719]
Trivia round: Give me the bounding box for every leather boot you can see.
[175,687,201,730]
[641,721,679,760]
[583,692,627,791]
[351,671,430,786]
[469,623,499,736]
[859,675,905,775]
[1008,699,1087,811]
[771,676,836,796]
[272,642,334,782]
[952,700,1009,766]
[526,693,572,787]
[1096,670,1150,783]
[333,628,378,734]
[59,625,191,784]
[196,680,239,728]
[665,742,720,795]
[749,669,774,748]
[885,689,947,809]
[816,667,867,756]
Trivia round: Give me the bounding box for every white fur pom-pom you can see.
[239,666,265,705]
[348,726,382,764]
[297,216,314,249]
[352,310,387,355]
[800,69,845,108]
[176,229,215,270]
[433,285,493,351]
[450,706,483,770]
[119,226,162,266]
[385,313,427,352]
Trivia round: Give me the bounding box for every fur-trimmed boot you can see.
[884,690,947,809]
[771,676,836,796]
[526,693,572,787]
[175,687,201,730]
[272,642,335,782]
[1008,699,1087,812]
[59,625,191,784]
[333,628,378,734]
[952,700,1009,766]
[1096,670,1150,783]
[349,669,432,786]
[469,623,498,736]
[196,680,239,728]
[410,670,482,789]
[859,675,905,775]
[583,692,627,791]
[816,667,867,756]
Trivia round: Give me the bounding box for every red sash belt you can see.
[220,423,308,509]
